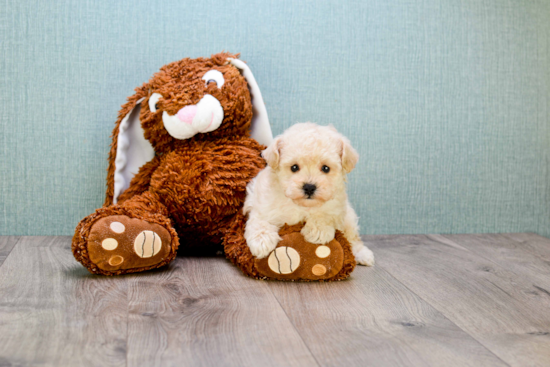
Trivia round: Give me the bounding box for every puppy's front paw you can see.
[301,223,335,245]
[354,246,375,266]
[247,231,281,259]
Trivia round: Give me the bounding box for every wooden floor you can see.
[0,234,549,366]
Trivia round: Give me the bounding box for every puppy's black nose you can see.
[303,183,317,198]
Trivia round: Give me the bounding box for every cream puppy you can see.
[243,123,374,266]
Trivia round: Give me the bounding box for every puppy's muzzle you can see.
[303,183,317,198]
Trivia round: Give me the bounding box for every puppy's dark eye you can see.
[321,165,330,173]
[206,79,217,85]
[291,164,300,172]
[155,103,159,110]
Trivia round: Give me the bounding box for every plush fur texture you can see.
[72,53,266,275]
[243,123,375,266]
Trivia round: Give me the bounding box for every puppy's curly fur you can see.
[243,123,375,266]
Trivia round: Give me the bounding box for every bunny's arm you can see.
[115,155,162,205]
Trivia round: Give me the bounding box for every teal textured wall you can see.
[1,0,549,236]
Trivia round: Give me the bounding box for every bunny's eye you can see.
[202,70,225,89]
[149,93,162,113]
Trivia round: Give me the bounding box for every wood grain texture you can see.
[2,234,550,367]
[0,236,128,367]
[126,257,318,367]
[504,233,550,259]
[364,234,550,367]
[268,266,507,367]
[0,236,19,266]
[434,233,550,291]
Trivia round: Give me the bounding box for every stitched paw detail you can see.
[133,230,162,258]
[267,247,301,274]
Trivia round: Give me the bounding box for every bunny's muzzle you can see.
[162,94,224,140]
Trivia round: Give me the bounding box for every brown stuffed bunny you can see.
[72,52,271,275]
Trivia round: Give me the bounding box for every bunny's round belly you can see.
[149,138,266,230]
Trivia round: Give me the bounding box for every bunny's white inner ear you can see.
[113,97,155,204]
[229,58,273,146]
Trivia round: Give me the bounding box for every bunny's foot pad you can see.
[254,231,349,280]
[224,213,356,281]
[73,209,179,276]
[87,215,172,272]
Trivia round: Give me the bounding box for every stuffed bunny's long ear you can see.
[112,98,155,204]
[229,58,273,146]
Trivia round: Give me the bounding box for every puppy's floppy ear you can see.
[341,137,359,174]
[262,137,282,169]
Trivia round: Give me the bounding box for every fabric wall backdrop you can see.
[1,0,549,236]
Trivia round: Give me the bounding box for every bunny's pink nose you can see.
[176,105,197,124]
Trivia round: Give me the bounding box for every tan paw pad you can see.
[315,245,331,258]
[268,247,301,274]
[101,238,118,250]
[312,264,327,276]
[110,221,125,233]
[108,255,124,266]
[134,230,162,258]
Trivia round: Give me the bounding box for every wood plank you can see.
[126,256,319,367]
[363,234,550,367]
[504,233,550,259]
[433,234,550,292]
[268,265,507,367]
[0,236,19,267]
[0,236,128,367]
